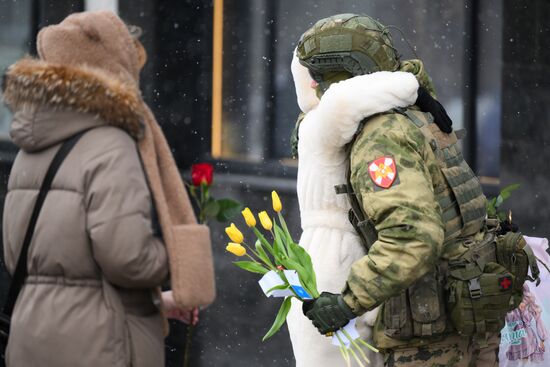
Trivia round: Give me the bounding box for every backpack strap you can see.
[3,129,90,316]
[523,244,542,286]
[334,117,381,253]
[343,140,378,252]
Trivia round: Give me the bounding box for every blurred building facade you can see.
[0,0,548,366]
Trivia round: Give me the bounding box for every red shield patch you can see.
[368,156,397,189]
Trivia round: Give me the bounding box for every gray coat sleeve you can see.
[84,134,168,289]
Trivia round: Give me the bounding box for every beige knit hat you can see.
[37,10,142,86]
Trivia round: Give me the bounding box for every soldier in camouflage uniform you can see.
[295,14,504,367]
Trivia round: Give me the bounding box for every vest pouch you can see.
[408,271,447,337]
[496,231,536,301]
[383,271,446,340]
[446,262,516,337]
[383,291,413,340]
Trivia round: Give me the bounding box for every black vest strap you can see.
[342,139,378,252]
[3,130,89,316]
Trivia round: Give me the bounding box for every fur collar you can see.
[298,71,419,152]
[2,58,144,139]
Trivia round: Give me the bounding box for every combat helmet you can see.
[296,13,400,92]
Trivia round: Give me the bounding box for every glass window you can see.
[476,0,502,180]
[0,0,33,137]
[214,0,278,162]
[214,0,467,163]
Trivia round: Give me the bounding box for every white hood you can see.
[291,50,320,113]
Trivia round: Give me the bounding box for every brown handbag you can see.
[169,224,216,308]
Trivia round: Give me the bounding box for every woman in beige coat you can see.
[1,11,195,367]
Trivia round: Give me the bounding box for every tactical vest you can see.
[337,107,540,348]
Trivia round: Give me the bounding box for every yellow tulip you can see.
[258,211,273,231]
[241,207,257,227]
[225,223,244,244]
[271,191,282,213]
[226,242,246,256]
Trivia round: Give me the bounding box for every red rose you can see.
[191,163,214,186]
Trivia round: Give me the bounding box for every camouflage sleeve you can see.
[342,113,444,314]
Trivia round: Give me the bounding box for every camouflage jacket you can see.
[341,107,487,315]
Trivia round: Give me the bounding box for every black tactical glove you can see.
[497,220,519,235]
[415,86,453,133]
[302,292,356,334]
[502,220,519,233]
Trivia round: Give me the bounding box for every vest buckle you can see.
[468,278,482,299]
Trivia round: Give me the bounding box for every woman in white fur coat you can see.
[285,51,420,366]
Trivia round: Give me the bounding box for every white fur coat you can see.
[287,53,419,367]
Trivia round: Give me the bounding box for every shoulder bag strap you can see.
[2,129,90,316]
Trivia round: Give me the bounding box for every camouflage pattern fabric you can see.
[296,13,400,93]
[341,110,446,315]
[385,333,500,367]
[297,13,400,72]
[399,59,437,98]
[341,107,488,350]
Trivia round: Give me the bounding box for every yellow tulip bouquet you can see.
[225,191,378,366]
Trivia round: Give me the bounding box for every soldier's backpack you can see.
[444,230,540,346]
